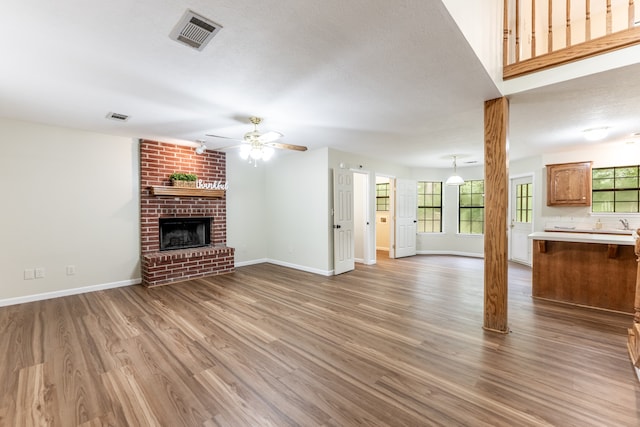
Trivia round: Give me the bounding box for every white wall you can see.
[442,0,503,86]
[226,154,268,265]
[0,118,140,303]
[265,147,332,275]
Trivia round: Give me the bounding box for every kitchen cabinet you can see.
[546,161,592,206]
[529,231,636,313]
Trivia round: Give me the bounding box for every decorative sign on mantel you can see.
[196,179,229,190]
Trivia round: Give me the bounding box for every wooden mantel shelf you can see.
[149,186,224,198]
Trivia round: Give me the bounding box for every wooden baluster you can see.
[548,0,554,52]
[532,0,537,58]
[516,0,521,62]
[503,0,510,67]
[586,0,592,41]
[607,0,613,34]
[566,0,572,47]
[629,0,636,29]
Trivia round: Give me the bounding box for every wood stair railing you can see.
[504,0,640,79]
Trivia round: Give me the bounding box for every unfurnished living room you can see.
[2,1,640,426]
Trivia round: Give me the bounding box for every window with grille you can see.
[459,180,484,234]
[417,181,442,232]
[376,183,390,211]
[592,166,640,213]
[515,183,533,223]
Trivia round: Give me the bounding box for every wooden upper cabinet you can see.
[546,161,593,206]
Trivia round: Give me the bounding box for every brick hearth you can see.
[140,139,234,287]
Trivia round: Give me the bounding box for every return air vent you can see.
[106,112,130,122]
[169,9,222,51]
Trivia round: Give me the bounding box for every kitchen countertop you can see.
[529,231,636,245]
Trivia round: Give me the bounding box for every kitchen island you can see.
[529,231,636,313]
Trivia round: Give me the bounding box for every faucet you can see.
[620,218,630,230]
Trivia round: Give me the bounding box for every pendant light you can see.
[445,155,465,186]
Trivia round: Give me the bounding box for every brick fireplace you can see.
[140,139,234,287]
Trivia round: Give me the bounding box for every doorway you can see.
[374,176,393,258]
[509,174,534,265]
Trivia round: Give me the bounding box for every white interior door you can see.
[333,168,355,275]
[509,175,533,265]
[395,179,417,258]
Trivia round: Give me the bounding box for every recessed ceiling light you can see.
[582,127,609,141]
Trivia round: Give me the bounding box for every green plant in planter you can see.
[169,172,198,181]
[169,172,198,187]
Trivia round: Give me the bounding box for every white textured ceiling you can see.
[1,0,639,168]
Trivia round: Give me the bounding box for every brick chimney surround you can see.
[140,139,234,287]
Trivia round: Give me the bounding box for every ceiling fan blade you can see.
[266,142,308,152]
[205,133,244,142]
[211,143,244,151]
[257,131,283,143]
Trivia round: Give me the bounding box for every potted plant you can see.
[169,172,198,188]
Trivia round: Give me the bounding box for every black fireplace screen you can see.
[159,217,211,251]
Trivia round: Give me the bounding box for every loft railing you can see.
[503,0,640,78]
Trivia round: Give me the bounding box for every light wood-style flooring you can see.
[1,254,639,426]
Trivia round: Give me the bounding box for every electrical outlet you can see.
[34,268,45,279]
[24,269,35,280]
[66,265,76,276]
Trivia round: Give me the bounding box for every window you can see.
[592,165,640,213]
[459,180,484,234]
[376,183,390,211]
[515,183,532,223]
[417,181,442,232]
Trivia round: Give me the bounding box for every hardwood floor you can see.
[1,254,638,426]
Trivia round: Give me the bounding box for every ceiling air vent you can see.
[170,9,222,51]
[106,112,130,122]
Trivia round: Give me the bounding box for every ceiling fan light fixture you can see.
[445,155,465,186]
[250,147,263,160]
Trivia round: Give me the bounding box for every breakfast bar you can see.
[529,231,636,313]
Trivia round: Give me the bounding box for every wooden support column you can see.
[627,228,640,381]
[484,97,509,334]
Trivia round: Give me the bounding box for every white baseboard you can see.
[235,258,269,267]
[416,250,484,258]
[235,258,333,276]
[0,278,141,308]
[266,259,333,276]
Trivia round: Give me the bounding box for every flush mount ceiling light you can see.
[583,127,609,141]
[445,155,465,186]
[195,140,207,155]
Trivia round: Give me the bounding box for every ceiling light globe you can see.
[239,145,251,160]
[262,146,275,161]
[445,175,465,186]
[250,147,263,160]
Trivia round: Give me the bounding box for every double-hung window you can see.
[592,165,640,213]
[417,181,442,232]
[459,180,484,234]
[376,183,390,211]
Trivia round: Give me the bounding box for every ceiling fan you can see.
[206,117,307,164]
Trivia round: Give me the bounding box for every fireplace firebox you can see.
[159,217,211,251]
